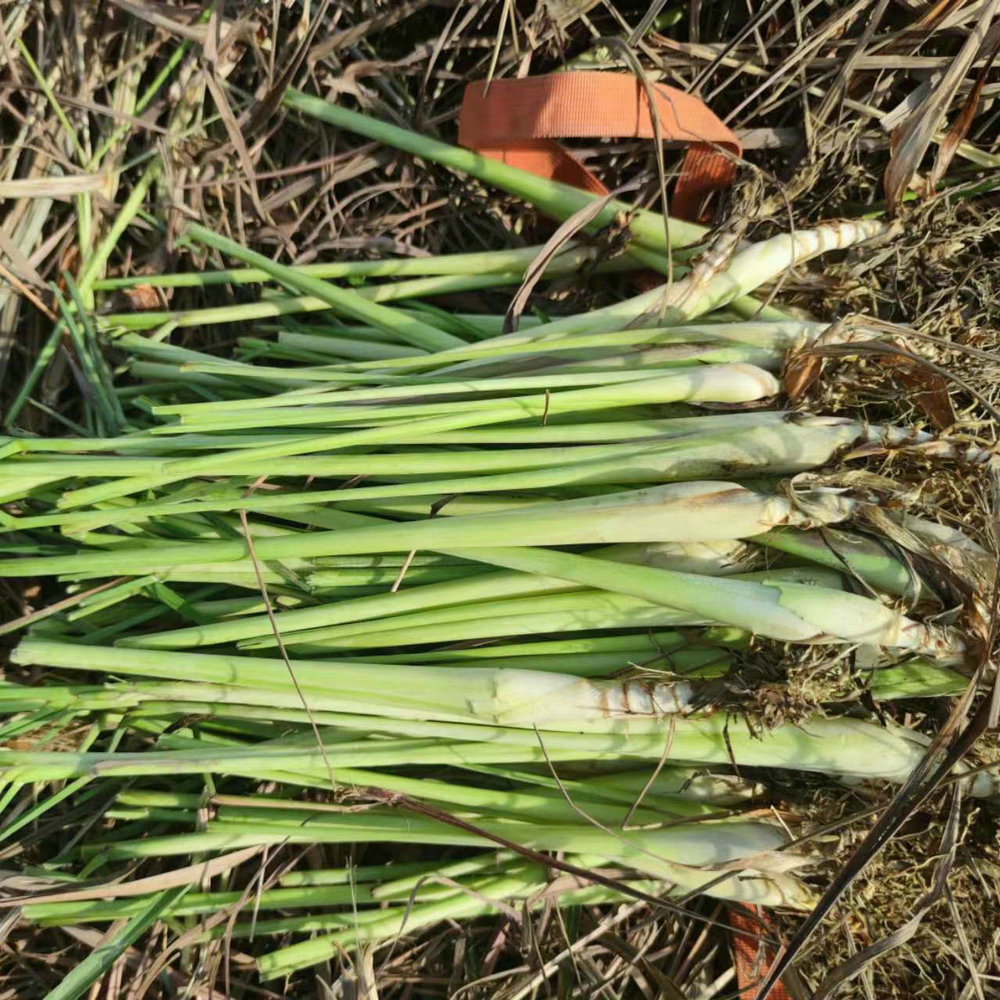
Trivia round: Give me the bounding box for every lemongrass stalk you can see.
[622,242,791,321]
[867,660,969,699]
[158,362,778,416]
[3,478,822,579]
[83,417,908,510]
[410,321,828,376]
[4,704,996,794]
[257,872,595,972]
[93,242,639,290]
[126,361,256,391]
[753,526,928,602]
[609,538,755,577]
[120,333,399,384]
[447,546,963,656]
[74,809,808,911]
[369,851,521,900]
[478,221,889,348]
[273,331,428,361]
[48,364,779,510]
[282,87,706,255]
[176,346,777,395]
[538,342,781,371]
[24,883,375,924]
[218,763,722,825]
[149,364,777,434]
[258,574,865,653]
[25,417,639,457]
[345,313,542,340]
[282,859,446,888]
[1,634,777,734]
[254,868,750,979]
[122,541,735,648]
[306,565,480,588]
[7,418,881,501]
[464,761,757,813]
[9,638,700,732]
[333,222,886,373]
[359,629,744,665]
[321,320,825,374]
[577,768,763,806]
[101,272,523,333]
[179,224,462,351]
[389,645,732,678]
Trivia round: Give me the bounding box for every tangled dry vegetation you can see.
[2,2,1000,998]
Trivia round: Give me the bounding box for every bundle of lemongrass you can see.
[1,91,995,982]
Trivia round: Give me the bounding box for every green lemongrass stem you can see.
[101,558,791,655]
[753,525,928,602]
[282,87,705,255]
[211,808,806,893]
[117,334,301,381]
[56,418,921,513]
[529,342,780,372]
[0,410,789,458]
[111,768,744,821]
[125,361,253,392]
[10,639,700,731]
[625,243,790,322]
[252,332,426,363]
[100,272,524,333]
[262,568,840,651]
[277,330,768,369]
[121,545,743,648]
[358,628,744,668]
[48,364,779,511]
[422,321,826,377]
[468,764,761,811]
[148,364,778,435]
[295,311,546,342]
[3,700,995,794]
[175,344,777,398]
[280,859,446,887]
[306,320,825,375]
[7,417,892,499]
[369,851,522,900]
[497,219,888,341]
[368,640,967,701]
[9,438,678,478]
[253,870,731,979]
[228,871,563,953]
[867,659,968,699]
[93,242,638,290]
[76,809,808,909]
[7,479,842,588]
[24,883,376,923]
[335,222,887,372]
[306,564,481,588]
[181,224,462,351]
[84,362,773,426]
[259,571,904,653]
[446,546,962,656]
[211,764,722,826]
[108,769,722,828]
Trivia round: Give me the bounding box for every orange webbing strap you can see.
[728,904,793,1000]
[457,71,740,220]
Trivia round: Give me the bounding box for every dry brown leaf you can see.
[929,31,1000,190]
[884,0,999,210]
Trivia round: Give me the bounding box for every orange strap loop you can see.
[458,71,740,220]
[728,904,793,1000]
